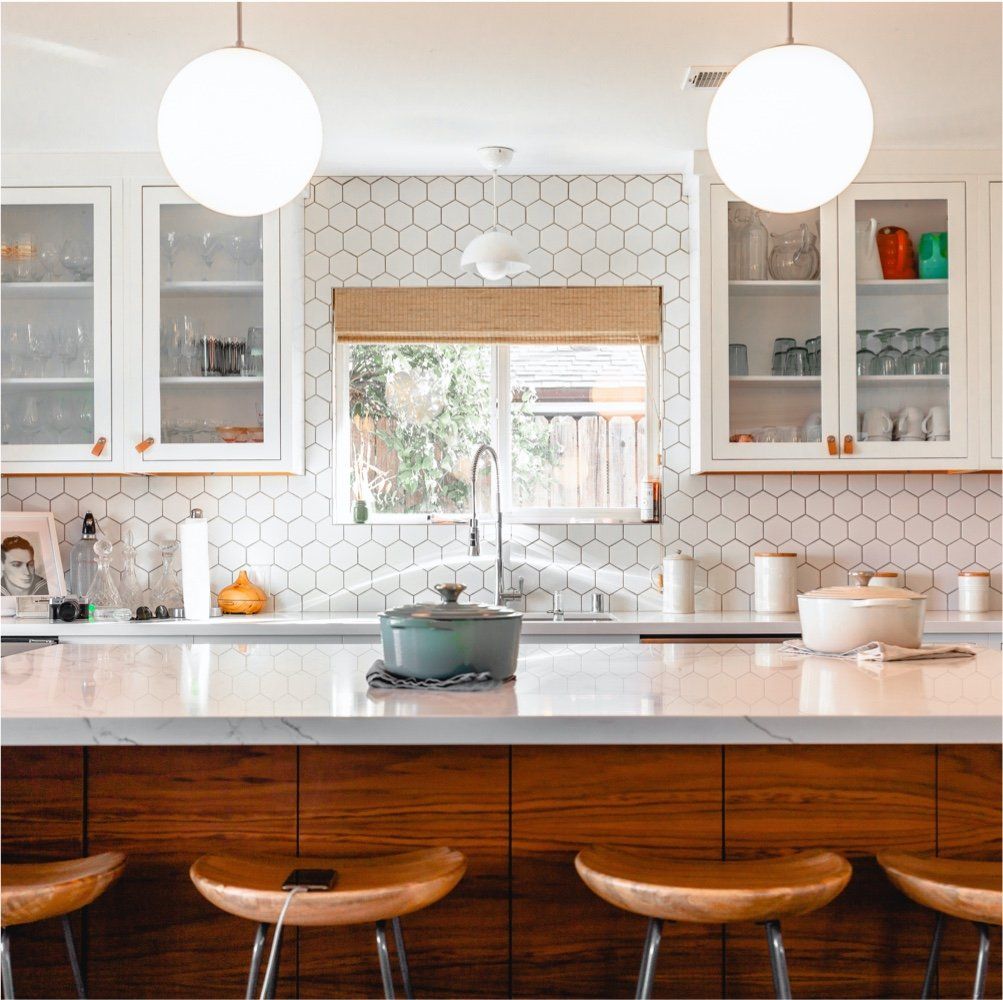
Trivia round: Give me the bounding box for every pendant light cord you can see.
[491,169,499,229]
[235,1,245,47]
[786,1,794,44]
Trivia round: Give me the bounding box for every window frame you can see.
[332,341,661,525]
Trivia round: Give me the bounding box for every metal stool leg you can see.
[375,920,396,1000]
[635,917,662,1000]
[973,922,991,1000]
[245,923,268,1000]
[391,917,412,1000]
[1,928,14,1000]
[764,921,792,1000]
[921,912,945,999]
[61,916,86,999]
[260,925,282,1000]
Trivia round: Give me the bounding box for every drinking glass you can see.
[197,232,220,279]
[241,234,263,279]
[927,329,950,375]
[57,327,79,376]
[728,343,748,376]
[2,323,25,377]
[78,396,94,436]
[805,336,821,375]
[19,396,41,440]
[26,324,51,377]
[75,323,93,377]
[873,329,903,376]
[901,328,930,376]
[61,240,93,281]
[778,425,803,442]
[757,426,780,443]
[855,330,876,378]
[161,231,183,283]
[39,243,61,281]
[783,347,809,377]
[50,397,70,442]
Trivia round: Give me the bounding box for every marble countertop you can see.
[2,609,999,639]
[2,640,999,747]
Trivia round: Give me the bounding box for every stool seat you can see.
[1,851,126,928]
[877,851,1002,926]
[190,847,467,928]
[575,846,851,924]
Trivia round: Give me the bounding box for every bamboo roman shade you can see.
[332,286,662,345]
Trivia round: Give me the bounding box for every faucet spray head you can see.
[468,518,481,557]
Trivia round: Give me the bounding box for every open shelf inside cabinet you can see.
[161,281,263,297]
[160,376,264,387]
[729,280,820,296]
[857,279,947,296]
[729,376,821,385]
[2,377,94,386]
[1,281,94,299]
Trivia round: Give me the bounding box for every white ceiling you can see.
[2,2,1000,174]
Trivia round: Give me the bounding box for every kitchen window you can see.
[332,287,662,523]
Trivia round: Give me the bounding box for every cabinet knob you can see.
[135,437,155,454]
[90,436,107,457]
[826,435,838,456]
[843,434,855,455]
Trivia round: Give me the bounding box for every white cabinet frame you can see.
[981,178,1002,468]
[1,184,122,473]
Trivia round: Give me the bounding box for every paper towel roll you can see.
[179,509,211,621]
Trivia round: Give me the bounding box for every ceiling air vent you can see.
[681,66,733,90]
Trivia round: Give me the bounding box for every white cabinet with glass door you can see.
[693,174,980,472]
[128,185,302,474]
[983,179,1001,468]
[1,186,118,473]
[836,181,970,465]
[701,184,839,468]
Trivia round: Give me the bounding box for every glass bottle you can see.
[153,540,184,611]
[68,512,99,598]
[737,210,769,280]
[85,539,130,621]
[118,530,145,616]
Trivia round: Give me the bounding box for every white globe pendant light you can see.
[158,2,322,217]
[461,147,531,281]
[707,2,873,213]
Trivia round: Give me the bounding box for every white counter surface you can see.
[2,640,999,747]
[2,609,999,639]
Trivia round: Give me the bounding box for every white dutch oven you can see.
[797,586,927,653]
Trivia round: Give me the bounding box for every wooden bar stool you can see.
[877,851,1002,1000]
[190,847,466,999]
[1,851,126,999]
[575,845,851,999]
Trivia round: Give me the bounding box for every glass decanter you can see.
[118,530,146,616]
[85,538,131,621]
[153,540,184,611]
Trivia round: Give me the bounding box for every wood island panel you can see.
[511,746,723,999]
[936,745,1002,1000]
[1,747,84,999]
[85,747,297,999]
[724,745,938,999]
[297,746,509,999]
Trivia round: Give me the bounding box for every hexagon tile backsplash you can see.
[2,175,1000,612]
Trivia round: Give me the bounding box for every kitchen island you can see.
[2,640,1000,999]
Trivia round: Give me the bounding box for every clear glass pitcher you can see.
[768,223,820,280]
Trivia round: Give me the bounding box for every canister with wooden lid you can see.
[754,551,798,614]
[958,569,991,613]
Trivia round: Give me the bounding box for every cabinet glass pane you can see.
[157,204,264,444]
[1,203,96,446]
[853,199,950,445]
[726,201,823,444]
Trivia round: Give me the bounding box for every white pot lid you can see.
[800,585,925,601]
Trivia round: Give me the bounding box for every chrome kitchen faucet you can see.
[468,444,522,607]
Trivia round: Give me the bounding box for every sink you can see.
[521,612,615,622]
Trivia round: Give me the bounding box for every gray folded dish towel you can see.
[366,659,504,690]
[781,639,978,662]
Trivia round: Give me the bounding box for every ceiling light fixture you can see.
[706,2,873,213]
[158,2,322,217]
[461,146,531,282]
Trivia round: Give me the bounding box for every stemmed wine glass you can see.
[927,328,950,375]
[873,328,903,377]
[2,323,26,377]
[197,232,220,279]
[901,328,930,376]
[855,330,876,377]
[19,396,41,441]
[75,323,93,377]
[39,243,61,281]
[78,395,94,436]
[161,231,183,283]
[57,327,79,376]
[61,240,93,281]
[50,397,71,443]
[26,324,51,377]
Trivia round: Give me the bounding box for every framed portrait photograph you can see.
[1,511,66,614]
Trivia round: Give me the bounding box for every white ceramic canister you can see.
[868,569,903,589]
[754,552,798,613]
[958,569,991,613]
[656,550,700,614]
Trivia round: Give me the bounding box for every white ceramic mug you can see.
[922,405,950,438]
[861,408,893,441]
[896,406,925,440]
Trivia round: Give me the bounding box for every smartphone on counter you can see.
[282,868,337,891]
